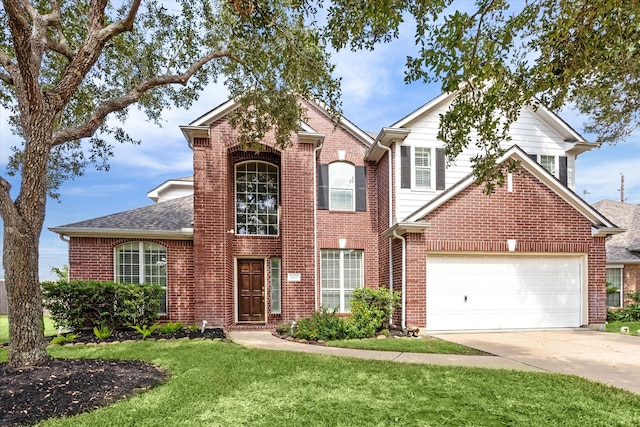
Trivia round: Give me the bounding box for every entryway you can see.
[237,259,265,322]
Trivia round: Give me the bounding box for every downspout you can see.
[376,140,395,324]
[313,139,324,311]
[392,229,406,330]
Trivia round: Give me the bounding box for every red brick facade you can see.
[398,168,607,328]
[64,101,609,331]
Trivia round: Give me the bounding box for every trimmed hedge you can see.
[41,280,164,330]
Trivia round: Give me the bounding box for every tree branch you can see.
[0,175,17,222]
[46,0,142,112]
[51,50,234,145]
[0,48,17,85]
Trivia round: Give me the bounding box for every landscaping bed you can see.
[0,328,227,426]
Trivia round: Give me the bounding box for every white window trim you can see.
[114,241,167,315]
[270,258,281,314]
[606,266,624,308]
[412,146,435,191]
[328,162,355,211]
[320,249,364,313]
[539,155,557,177]
[234,160,280,236]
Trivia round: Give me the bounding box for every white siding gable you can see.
[395,98,580,221]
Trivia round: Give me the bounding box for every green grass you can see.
[0,315,57,344]
[605,321,640,335]
[326,336,486,355]
[2,340,640,426]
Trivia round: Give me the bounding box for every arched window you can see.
[236,161,279,235]
[329,162,355,211]
[114,242,167,314]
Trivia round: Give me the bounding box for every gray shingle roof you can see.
[593,199,640,262]
[50,196,193,238]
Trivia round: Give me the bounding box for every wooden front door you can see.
[237,259,265,322]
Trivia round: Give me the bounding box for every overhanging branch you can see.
[51,50,234,145]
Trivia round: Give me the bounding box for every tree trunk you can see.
[4,216,48,368]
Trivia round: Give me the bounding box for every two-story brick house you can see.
[51,94,620,332]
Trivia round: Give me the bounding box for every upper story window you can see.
[236,161,279,236]
[528,154,568,186]
[414,147,432,189]
[318,162,367,212]
[540,155,556,175]
[401,145,446,191]
[329,162,355,211]
[114,242,167,314]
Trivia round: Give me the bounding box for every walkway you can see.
[229,329,640,395]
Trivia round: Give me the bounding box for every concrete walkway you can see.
[229,329,640,395]
[228,330,542,371]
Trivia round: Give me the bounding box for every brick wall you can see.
[68,237,195,323]
[397,168,606,328]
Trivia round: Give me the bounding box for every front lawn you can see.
[605,321,640,335]
[2,340,639,426]
[0,315,57,344]
[326,336,486,355]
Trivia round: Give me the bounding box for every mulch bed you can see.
[0,328,226,426]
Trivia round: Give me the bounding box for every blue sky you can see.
[1,16,639,280]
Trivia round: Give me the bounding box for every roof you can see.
[147,176,194,202]
[593,200,640,263]
[400,145,622,236]
[49,196,194,240]
[180,97,373,149]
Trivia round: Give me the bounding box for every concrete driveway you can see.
[432,329,640,394]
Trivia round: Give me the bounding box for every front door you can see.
[237,259,265,322]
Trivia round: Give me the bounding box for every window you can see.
[400,146,445,190]
[321,249,363,313]
[115,242,167,314]
[414,147,432,189]
[270,258,281,314]
[540,155,556,175]
[236,162,279,235]
[606,267,623,308]
[329,162,355,210]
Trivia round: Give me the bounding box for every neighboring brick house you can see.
[592,200,640,308]
[51,94,621,332]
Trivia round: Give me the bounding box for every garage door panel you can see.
[426,255,582,331]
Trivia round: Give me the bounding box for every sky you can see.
[1,13,639,281]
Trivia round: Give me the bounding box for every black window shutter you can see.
[559,156,568,186]
[527,153,538,162]
[355,166,367,212]
[401,146,411,188]
[435,148,446,190]
[318,164,329,210]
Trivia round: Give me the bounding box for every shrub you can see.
[93,324,113,341]
[292,288,402,341]
[42,280,164,330]
[159,321,184,334]
[131,324,160,340]
[607,304,640,322]
[293,308,347,341]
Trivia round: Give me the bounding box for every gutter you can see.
[392,229,406,330]
[48,227,195,240]
[376,139,395,324]
[312,138,324,311]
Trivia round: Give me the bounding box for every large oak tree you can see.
[0,0,341,368]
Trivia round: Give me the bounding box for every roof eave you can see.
[364,128,411,162]
[592,227,626,238]
[49,227,194,240]
[180,125,209,148]
[382,221,430,238]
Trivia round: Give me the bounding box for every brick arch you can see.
[324,151,360,165]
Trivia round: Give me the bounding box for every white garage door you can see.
[426,255,582,331]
